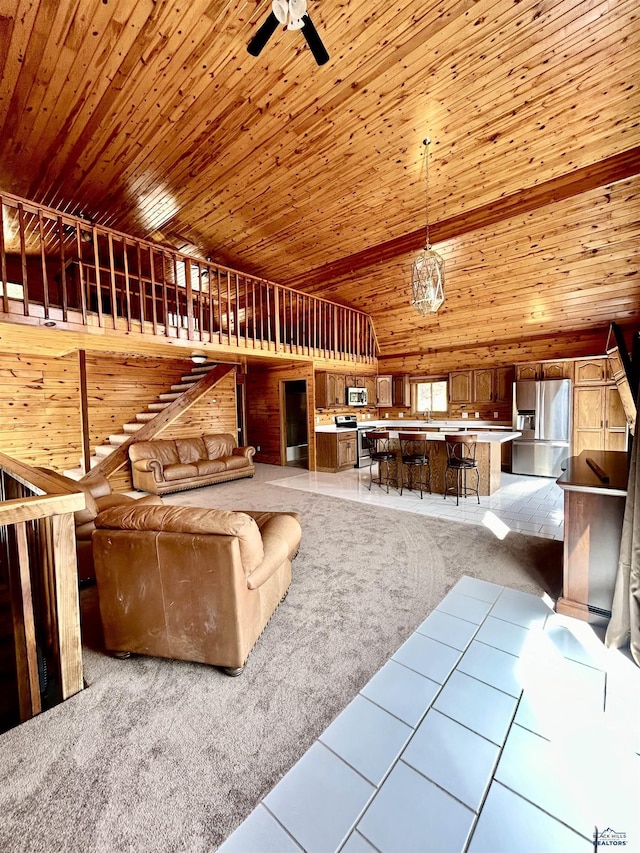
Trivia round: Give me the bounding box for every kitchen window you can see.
[411,379,448,415]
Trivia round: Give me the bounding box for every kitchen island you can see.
[315,421,521,495]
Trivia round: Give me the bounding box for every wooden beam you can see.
[283,147,640,291]
[81,363,236,482]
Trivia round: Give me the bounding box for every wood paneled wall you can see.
[246,362,316,469]
[0,352,81,471]
[85,354,192,448]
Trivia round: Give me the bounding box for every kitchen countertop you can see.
[316,422,521,444]
[316,419,514,434]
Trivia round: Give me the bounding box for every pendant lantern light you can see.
[411,138,445,315]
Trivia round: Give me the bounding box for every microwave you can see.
[346,386,368,407]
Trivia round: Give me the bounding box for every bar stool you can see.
[365,431,395,492]
[398,432,431,498]
[444,434,480,505]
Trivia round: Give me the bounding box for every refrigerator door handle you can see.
[535,382,542,440]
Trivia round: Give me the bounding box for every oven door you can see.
[356,429,371,468]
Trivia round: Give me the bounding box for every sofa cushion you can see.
[194,458,227,476]
[222,454,250,471]
[130,440,180,466]
[163,463,199,481]
[204,433,236,459]
[176,437,207,464]
[95,504,264,573]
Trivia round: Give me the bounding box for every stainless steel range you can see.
[334,415,372,468]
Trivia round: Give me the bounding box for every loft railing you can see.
[0,190,378,363]
[0,454,84,733]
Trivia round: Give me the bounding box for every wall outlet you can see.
[475,411,480,418]
[256,445,261,452]
[461,411,468,419]
[494,411,499,418]
[385,413,389,418]
[398,412,404,418]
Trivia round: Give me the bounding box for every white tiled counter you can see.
[220,577,639,853]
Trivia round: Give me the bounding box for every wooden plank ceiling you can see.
[0,0,638,368]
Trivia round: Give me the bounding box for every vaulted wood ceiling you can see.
[1,0,638,369]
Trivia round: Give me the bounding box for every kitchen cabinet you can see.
[344,374,365,388]
[316,430,357,472]
[516,359,573,382]
[573,384,627,455]
[364,376,376,405]
[574,357,609,385]
[542,360,573,380]
[450,368,498,404]
[393,375,411,407]
[315,372,346,408]
[495,366,514,404]
[515,363,540,381]
[376,375,393,407]
[449,370,472,403]
[473,369,494,403]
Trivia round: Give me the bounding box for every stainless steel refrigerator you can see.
[512,379,572,477]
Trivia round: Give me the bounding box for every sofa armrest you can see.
[245,512,301,590]
[132,458,164,482]
[245,537,289,590]
[233,446,256,461]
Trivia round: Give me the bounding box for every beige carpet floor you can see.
[0,470,562,852]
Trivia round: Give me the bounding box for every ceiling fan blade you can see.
[247,11,280,57]
[301,14,329,65]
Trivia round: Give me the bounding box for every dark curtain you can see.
[605,386,640,666]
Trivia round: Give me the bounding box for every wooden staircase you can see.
[606,323,638,439]
[64,362,224,480]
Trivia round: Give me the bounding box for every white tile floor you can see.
[220,577,640,853]
[268,467,566,540]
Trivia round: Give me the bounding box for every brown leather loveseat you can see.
[92,503,301,675]
[129,433,255,495]
[37,468,163,583]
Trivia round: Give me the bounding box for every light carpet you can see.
[0,471,562,852]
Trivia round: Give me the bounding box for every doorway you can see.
[281,379,309,468]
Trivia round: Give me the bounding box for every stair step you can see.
[108,434,130,446]
[136,412,156,422]
[123,423,145,433]
[148,402,170,411]
[180,374,201,384]
[63,468,85,481]
[159,392,181,401]
[171,383,194,392]
[95,444,117,457]
[192,364,217,374]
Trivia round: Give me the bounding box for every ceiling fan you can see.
[247,0,329,66]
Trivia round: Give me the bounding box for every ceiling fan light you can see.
[272,0,288,24]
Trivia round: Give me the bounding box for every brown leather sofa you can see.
[92,503,301,675]
[37,468,163,583]
[128,434,255,495]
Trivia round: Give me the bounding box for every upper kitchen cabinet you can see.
[376,375,393,407]
[542,361,573,380]
[473,369,495,404]
[516,360,573,381]
[393,375,411,407]
[495,366,515,404]
[316,372,346,408]
[515,363,540,381]
[344,375,366,388]
[574,357,609,384]
[449,370,472,404]
[364,376,376,405]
